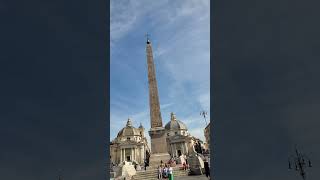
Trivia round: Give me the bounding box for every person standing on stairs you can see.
[158,165,163,179]
[204,157,210,179]
[168,164,173,180]
[163,164,168,179]
[144,159,147,171]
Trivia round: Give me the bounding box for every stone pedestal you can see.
[188,153,204,175]
[148,127,170,167]
[118,161,136,179]
[177,156,186,164]
[149,127,168,154]
[135,164,141,171]
[149,153,171,167]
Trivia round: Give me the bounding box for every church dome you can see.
[165,113,188,131]
[117,118,141,137]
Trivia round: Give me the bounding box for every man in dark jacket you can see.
[204,160,210,178]
[144,160,147,170]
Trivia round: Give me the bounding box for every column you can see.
[170,144,174,157]
[183,143,186,154]
[123,148,125,162]
[181,143,184,154]
[174,144,178,157]
[123,148,126,162]
[184,143,188,154]
[131,148,133,162]
[133,148,135,161]
[141,146,144,163]
[173,144,176,157]
[120,148,123,162]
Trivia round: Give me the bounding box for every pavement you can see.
[175,175,211,180]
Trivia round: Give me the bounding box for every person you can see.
[168,164,173,180]
[160,160,164,168]
[182,162,186,171]
[144,160,147,171]
[163,165,168,179]
[204,160,210,179]
[185,160,189,170]
[158,166,163,179]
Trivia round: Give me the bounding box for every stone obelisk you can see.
[146,36,170,165]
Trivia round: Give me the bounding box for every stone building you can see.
[204,122,210,150]
[165,112,203,159]
[110,118,150,165]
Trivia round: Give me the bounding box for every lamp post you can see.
[288,146,312,180]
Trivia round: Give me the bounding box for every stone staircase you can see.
[132,166,189,180]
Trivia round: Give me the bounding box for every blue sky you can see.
[110,0,210,143]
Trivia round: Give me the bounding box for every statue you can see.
[189,141,205,175]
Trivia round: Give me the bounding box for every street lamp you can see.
[288,146,312,180]
[200,111,208,126]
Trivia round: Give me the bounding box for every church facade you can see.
[165,112,204,159]
[110,119,150,165]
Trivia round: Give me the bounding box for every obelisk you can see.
[145,35,170,165]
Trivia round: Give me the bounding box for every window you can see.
[175,132,178,135]
[127,137,130,140]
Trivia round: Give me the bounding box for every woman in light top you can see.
[158,166,163,179]
[168,164,173,180]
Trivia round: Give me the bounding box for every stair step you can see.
[132,167,189,180]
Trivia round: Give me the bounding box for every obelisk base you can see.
[148,127,171,166]
[188,152,205,175]
[149,153,171,167]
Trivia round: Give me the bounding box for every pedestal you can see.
[149,127,168,154]
[177,155,186,164]
[148,127,170,166]
[188,153,204,175]
[149,153,171,167]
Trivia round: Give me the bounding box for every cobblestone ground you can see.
[175,175,210,180]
